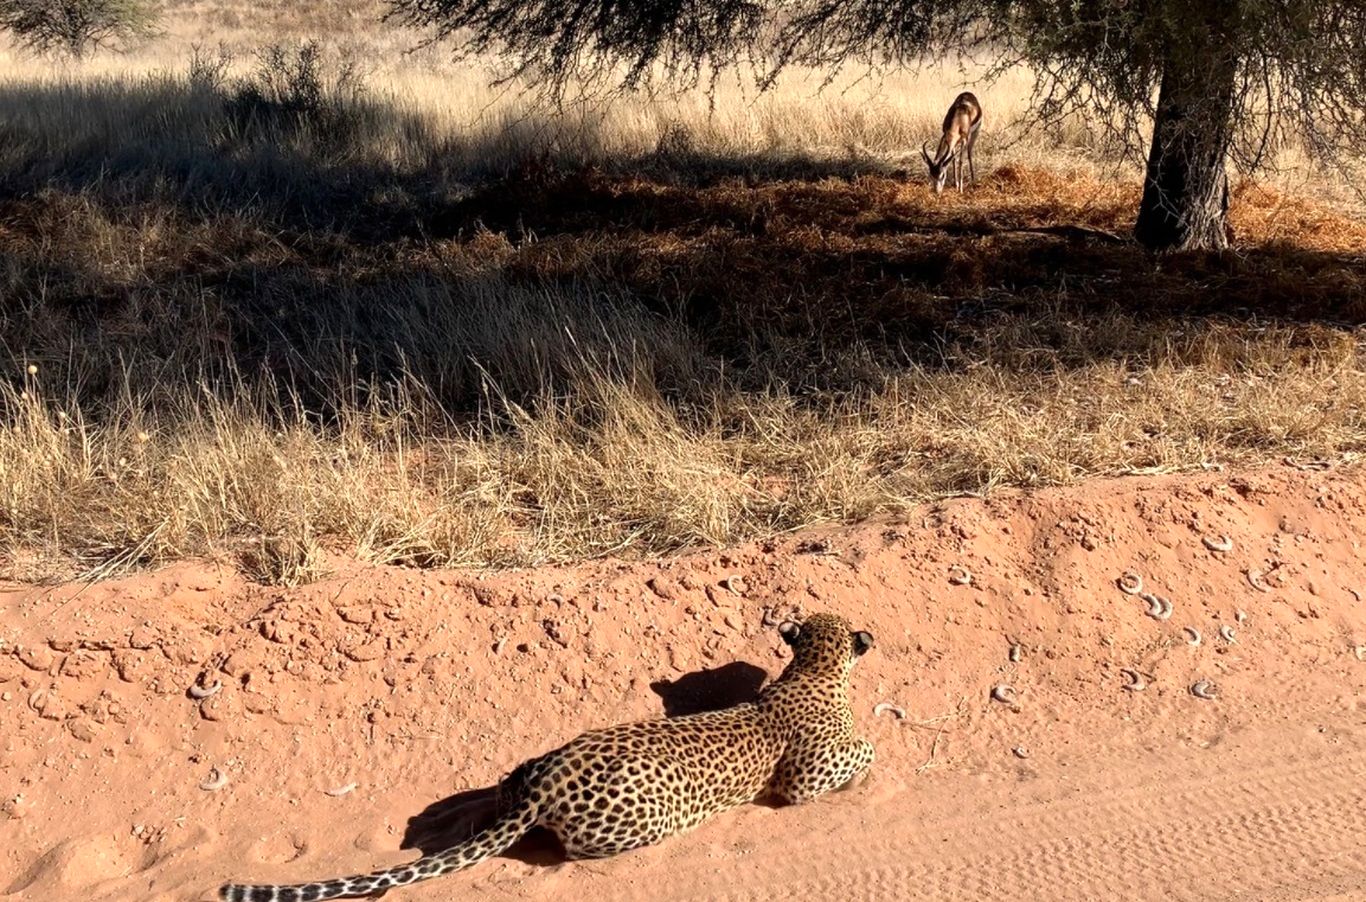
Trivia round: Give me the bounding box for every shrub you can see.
[0,0,155,57]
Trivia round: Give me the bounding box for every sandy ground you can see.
[4,462,1366,901]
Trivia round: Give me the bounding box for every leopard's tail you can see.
[217,797,538,902]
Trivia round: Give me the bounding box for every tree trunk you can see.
[1134,39,1238,251]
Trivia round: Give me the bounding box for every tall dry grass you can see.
[7,304,1363,584]
[1,14,1364,583]
[0,16,1142,194]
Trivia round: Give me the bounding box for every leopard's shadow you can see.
[402,783,564,866]
[401,661,772,861]
[649,660,769,716]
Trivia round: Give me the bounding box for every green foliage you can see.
[0,0,156,57]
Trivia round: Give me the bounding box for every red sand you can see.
[4,463,1366,901]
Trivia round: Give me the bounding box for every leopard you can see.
[218,611,875,902]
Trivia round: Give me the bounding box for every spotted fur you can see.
[218,612,875,901]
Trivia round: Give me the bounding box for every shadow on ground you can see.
[651,661,770,716]
[2,76,1364,414]
[403,784,566,866]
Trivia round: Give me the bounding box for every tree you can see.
[0,0,155,57]
[387,0,1366,251]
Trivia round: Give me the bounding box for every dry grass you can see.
[1,11,1365,583]
[7,298,1364,584]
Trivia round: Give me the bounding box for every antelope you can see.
[922,91,982,194]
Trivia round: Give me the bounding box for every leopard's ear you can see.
[851,631,874,657]
[778,620,802,645]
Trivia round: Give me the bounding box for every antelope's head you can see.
[922,141,954,195]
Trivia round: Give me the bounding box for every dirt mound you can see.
[3,463,1366,901]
